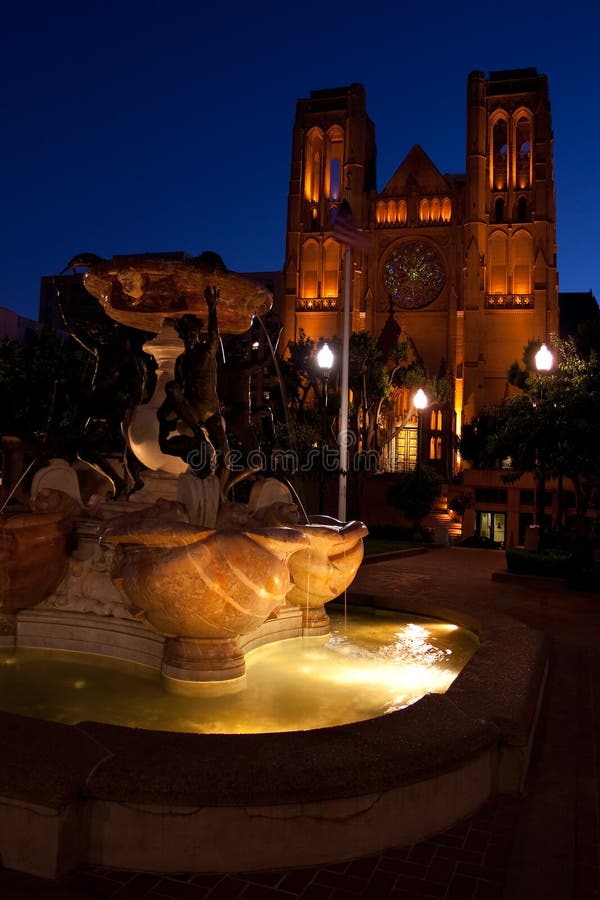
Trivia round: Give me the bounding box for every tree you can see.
[348,331,397,456]
[458,408,505,468]
[489,336,600,547]
[0,327,89,446]
[386,465,443,535]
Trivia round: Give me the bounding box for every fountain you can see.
[1,251,371,692]
[0,251,548,880]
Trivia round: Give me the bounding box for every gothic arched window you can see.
[512,230,532,294]
[325,126,344,202]
[515,116,532,189]
[301,241,319,298]
[516,196,528,222]
[492,117,508,190]
[305,129,324,203]
[488,231,508,294]
[323,239,340,298]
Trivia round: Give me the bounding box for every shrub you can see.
[386,466,443,526]
[505,548,574,578]
[366,522,427,542]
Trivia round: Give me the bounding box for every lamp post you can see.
[534,343,553,552]
[317,343,334,514]
[413,388,429,479]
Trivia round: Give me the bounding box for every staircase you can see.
[422,487,462,543]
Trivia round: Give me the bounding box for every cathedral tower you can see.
[282,70,558,478]
[462,68,558,425]
[282,84,376,349]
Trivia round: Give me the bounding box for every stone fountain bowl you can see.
[286,519,369,630]
[83,252,273,334]
[105,525,308,640]
[0,512,73,613]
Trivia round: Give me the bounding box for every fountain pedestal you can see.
[162,636,246,694]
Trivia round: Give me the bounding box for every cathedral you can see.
[281,69,559,481]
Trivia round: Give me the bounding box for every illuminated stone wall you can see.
[283,70,559,477]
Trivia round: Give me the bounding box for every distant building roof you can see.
[559,290,600,339]
[0,306,40,342]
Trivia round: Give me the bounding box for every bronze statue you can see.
[56,291,154,498]
[218,335,263,459]
[157,287,230,486]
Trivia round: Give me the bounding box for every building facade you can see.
[282,70,559,480]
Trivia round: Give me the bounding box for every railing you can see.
[485,293,534,309]
[296,297,339,311]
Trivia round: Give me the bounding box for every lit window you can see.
[323,240,340,298]
[301,241,319,298]
[305,129,324,203]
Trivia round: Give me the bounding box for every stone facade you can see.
[282,70,559,478]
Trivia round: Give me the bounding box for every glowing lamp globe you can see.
[413,388,429,410]
[317,343,334,373]
[535,343,553,372]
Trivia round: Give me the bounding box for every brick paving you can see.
[1,548,599,899]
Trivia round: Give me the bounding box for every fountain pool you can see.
[0,609,478,734]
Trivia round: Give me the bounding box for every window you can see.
[516,196,528,222]
[429,436,442,460]
[305,129,324,203]
[329,159,341,200]
[301,241,319,298]
[488,232,508,294]
[430,410,442,430]
[477,511,506,544]
[419,198,430,222]
[323,240,340,298]
[325,126,344,202]
[512,231,532,294]
[492,118,508,190]
[515,116,532,189]
[475,488,507,504]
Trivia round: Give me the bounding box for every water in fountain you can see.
[0,609,477,733]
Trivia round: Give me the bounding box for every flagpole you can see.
[338,243,351,522]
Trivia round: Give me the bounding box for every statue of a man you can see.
[157,287,229,482]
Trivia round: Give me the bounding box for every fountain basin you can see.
[83,252,273,334]
[0,594,547,880]
[0,512,72,614]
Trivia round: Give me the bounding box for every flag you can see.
[330,200,371,250]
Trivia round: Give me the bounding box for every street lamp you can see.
[317,343,334,513]
[413,388,429,478]
[534,342,554,551]
[535,343,553,373]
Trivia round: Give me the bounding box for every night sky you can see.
[2,0,599,322]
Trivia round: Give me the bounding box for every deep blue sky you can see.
[2,1,599,322]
